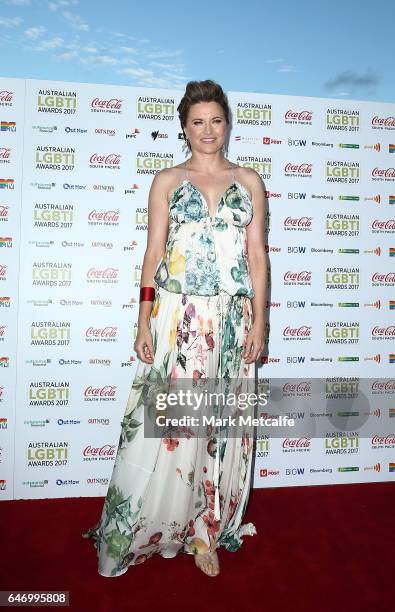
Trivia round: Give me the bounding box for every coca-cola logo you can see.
[371,435,395,445]
[90,153,121,165]
[84,385,117,397]
[371,219,395,231]
[371,325,395,337]
[371,116,395,127]
[88,210,120,222]
[284,216,312,228]
[91,98,122,110]
[372,272,395,283]
[284,271,312,282]
[83,444,116,457]
[0,91,13,103]
[282,437,311,448]
[372,167,395,178]
[283,381,311,393]
[85,326,118,338]
[283,326,312,337]
[87,267,119,279]
[285,110,313,121]
[371,379,395,391]
[285,162,312,174]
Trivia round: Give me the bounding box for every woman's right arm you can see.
[134,170,170,363]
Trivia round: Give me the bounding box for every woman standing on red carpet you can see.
[82,79,267,577]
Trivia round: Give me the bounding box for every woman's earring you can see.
[182,134,190,154]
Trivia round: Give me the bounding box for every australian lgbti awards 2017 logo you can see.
[136,96,175,121]
[27,441,69,467]
[325,321,360,344]
[326,160,360,183]
[37,90,77,114]
[32,261,72,286]
[325,267,360,290]
[236,155,271,180]
[33,202,74,229]
[326,108,360,131]
[326,213,360,236]
[28,381,70,406]
[234,101,272,126]
[35,146,75,171]
[135,151,174,174]
[30,321,71,346]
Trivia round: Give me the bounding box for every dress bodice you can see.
[153,166,255,297]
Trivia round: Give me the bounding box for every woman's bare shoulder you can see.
[151,164,188,194]
[232,164,264,195]
[152,164,189,201]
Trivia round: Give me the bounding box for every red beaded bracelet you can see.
[139,286,156,302]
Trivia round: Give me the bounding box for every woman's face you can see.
[184,101,228,154]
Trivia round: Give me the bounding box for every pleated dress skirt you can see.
[82,284,258,577]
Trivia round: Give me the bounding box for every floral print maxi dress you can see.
[82,175,258,577]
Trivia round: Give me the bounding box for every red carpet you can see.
[1,483,393,612]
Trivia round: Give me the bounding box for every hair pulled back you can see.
[177,80,230,149]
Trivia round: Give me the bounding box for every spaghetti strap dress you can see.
[82,164,258,577]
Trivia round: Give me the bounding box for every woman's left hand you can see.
[242,320,266,364]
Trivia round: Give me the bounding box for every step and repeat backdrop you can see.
[0,76,394,500]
